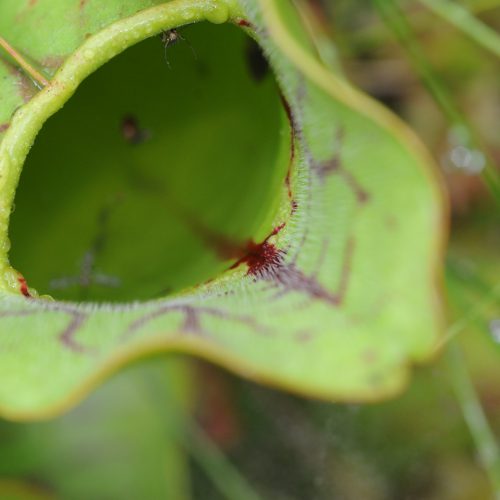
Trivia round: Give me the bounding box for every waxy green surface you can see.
[0,0,445,419]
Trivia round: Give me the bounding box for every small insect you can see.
[160,29,197,68]
[121,114,150,145]
[50,251,121,294]
[49,200,122,300]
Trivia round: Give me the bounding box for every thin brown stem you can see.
[0,35,49,88]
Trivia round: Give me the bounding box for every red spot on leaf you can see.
[7,66,37,103]
[124,304,272,341]
[285,172,292,198]
[59,311,90,353]
[0,123,10,133]
[18,276,32,298]
[41,55,65,71]
[237,240,284,277]
[314,129,370,204]
[241,234,355,307]
[280,94,296,199]
[237,19,253,28]
[231,223,286,277]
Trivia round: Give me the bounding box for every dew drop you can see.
[2,267,19,289]
[449,145,485,174]
[489,319,500,343]
[83,48,95,60]
[205,4,229,24]
[443,125,486,174]
[0,237,11,253]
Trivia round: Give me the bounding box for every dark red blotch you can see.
[237,19,253,28]
[18,276,32,298]
[231,223,285,276]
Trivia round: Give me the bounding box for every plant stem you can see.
[0,35,49,88]
[444,262,500,496]
[436,262,500,349]
[464,0,500,13]
[447,343,500,499]
[183,421,262,500]
[419,0,500,58]
[373,0,500,205]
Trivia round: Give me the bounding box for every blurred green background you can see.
[3,0,500,498]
